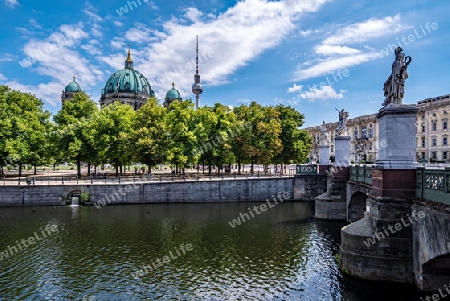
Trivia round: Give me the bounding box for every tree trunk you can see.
[87,162,91,176]
[53,163,56,171]
[120,164,123,176]
[237,159,241,175]
[208,160,212,176]
[76,156,81,178]
[115,159,119,177]
[19,163,22,177]
[34,165,37,175]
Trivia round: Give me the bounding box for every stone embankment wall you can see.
[0,178,300,206]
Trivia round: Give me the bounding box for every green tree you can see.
[0,86,52,176]
[273,105,312,172]
[233,102,282,173]
[165,100,197,173]
[53,92,98,178]
[91,101,135,176]
[133,97,167,173]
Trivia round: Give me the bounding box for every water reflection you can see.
[0,203,424,300]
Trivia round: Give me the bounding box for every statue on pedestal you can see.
[383,46,412,106]
[335,108,349,137]
[319,121,329,146]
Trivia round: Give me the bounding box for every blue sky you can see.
[0,0,449,127]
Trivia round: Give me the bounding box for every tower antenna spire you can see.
[192,35,203,110]
[196,35,199,75]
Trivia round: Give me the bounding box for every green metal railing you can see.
[349,165,373,185]
[416,167,450,205]
[296,164,318,175]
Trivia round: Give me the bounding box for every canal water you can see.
[0,202,426,300]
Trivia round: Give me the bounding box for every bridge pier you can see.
[340,169,417,283]
[315,165,348,220]
[340,103,421,286]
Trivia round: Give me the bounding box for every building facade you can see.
[416,94,450,162]
[305,94,450,164]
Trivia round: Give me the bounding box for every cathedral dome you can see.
[100,47,154,110]
[65,76,82,92]
[166,83,181,99]
[163,82,182,107]
[101,68,152,96]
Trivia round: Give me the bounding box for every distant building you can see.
[163,82,182,107]
[304,94,450,164]
[305,113,379,163]
[61,38,204,110]
[99,47,155,110]
[416,94,450,162]
[61,76,83,104]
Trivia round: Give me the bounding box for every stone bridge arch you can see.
[413,203,450,291]
[346,182,371,223]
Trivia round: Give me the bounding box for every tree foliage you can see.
[1,85,312,175]
[0,86,52,176]
[53,92,98,177]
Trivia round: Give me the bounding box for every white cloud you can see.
[0,53,15,62]
[147,1,158,10]
[0,73,7,81]
[299,85,345,100]
[16,22,105,106]
[5,81,64,107]
[292,14,410,81]
[287,83,302,93]
[83,2,102,23]
[294,53,378,80]
[323,14,409,45]
[29,19,41,29]
[5,0,19,8]
[81,43,102,55]
[128,0,331,99]
[125,25,159,43]
[114,21,123,27]
[110,38,124,49]
[185,8,203,22]
[315,45,360,55]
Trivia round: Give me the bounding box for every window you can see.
[354,129,358,139]
[432,137,437,147]
[432,152,437,160]
[368,128,373,138]
[331,145,334,153]
[422,125,426,133]
[421,152,426,160]
[432,121,437,131]
[361,126,367,139]
[369,142,373,151]
[444,137,448,146]
[444,121,448,130]
[421,137,425,148]
[443,152,448,161]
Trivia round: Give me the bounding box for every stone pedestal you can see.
[376,103,418,169]
[319,145,330,165]
[315,165,348,221]
[339,103,419,286]
[335,135,351,166]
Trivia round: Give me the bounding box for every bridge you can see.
[295,163,450,292]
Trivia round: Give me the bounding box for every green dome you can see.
[166,84,181,99]
[65,80,82,93]
[101,68,154,97]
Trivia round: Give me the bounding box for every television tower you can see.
[192,35,203,109]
